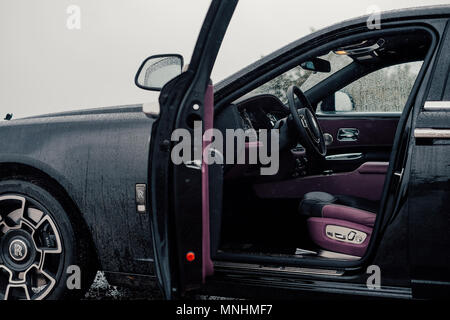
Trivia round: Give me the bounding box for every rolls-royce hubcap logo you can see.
[9,239,27,262]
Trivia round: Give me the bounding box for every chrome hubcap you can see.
[0,195,62,300]
[9,239,28,262]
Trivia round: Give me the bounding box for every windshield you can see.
[250,53,353,103]
[301,53,353,91]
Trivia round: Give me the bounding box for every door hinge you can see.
[184,160,202,170]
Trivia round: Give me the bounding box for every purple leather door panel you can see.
[319,116,399,150]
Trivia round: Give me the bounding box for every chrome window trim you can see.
[414,128,450,139]
[423,101,450,111]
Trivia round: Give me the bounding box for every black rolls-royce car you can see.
[0,1,449,300]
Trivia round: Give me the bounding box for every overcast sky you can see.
[0,0,447,119]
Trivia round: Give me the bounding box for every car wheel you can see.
[0,179,95,300]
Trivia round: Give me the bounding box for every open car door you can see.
[147,0,237,298]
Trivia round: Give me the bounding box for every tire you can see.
[0,179,96,300]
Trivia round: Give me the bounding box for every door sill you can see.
[214,261,344,277]
[213,250,363,269]
[212,261,412,299]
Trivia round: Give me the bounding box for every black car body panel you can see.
[0,105,156,275]
[409,21,450,298]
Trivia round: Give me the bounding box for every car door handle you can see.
[337,128,359,141]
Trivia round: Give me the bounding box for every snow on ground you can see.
[83,271,233,300]
[84,271,162,300]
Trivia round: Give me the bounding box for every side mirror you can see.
[300,58,331,73]
[334,91,354,112]
[135,54,184,91]
[319,91,354,113]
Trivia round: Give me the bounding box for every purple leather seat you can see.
[299,192,378,257]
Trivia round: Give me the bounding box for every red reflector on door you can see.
[186,252,195,262]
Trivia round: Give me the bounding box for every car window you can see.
[318,61,423,114]
[250,53,352,104]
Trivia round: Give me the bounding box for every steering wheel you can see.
[287,85,326,158]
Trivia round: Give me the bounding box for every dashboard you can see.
[235,94,290,131]
[220,93,305,181]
